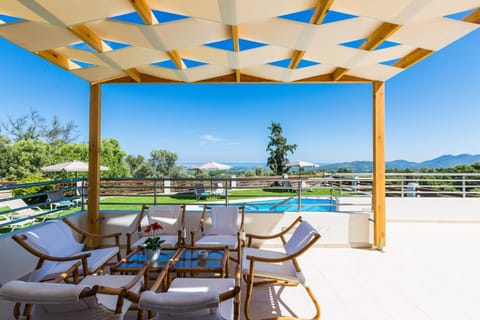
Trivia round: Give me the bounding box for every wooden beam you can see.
[288,0,334,70]
[130,0,158,25]
[332,67,349,81]
[231,25,241,82]
[372,81,386,250]
[167,50,186,69]
[36,49,79,70]
[359,22,401,51]
[125,68,142,83]
[463,8,480,24]
[70,24,110,52]
[393,48,434,69]
[88,83,102,248]
[310,0,335,24]
[289,50,305,69]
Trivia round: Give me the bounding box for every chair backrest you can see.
[2,199,36,216]
[19,221,85,281]
[139,291,224,320]
[205,206,243,236]
[47,190,66,202]
[283,181,293,188]
[147,205,184,235]
[0,280,115,319]
[284,220,320,256]
[76,186,88,198]
[194,184,206,194]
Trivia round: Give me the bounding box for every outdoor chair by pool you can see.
[242,217,321,320]
[0,198,48,230]
[47,189,74,210]
[194,184,211,200]
[191,205,245,264]
[213,182,227,197]
[12,218,121,282]
[126,204,186,253]
[136,260,240,319]
[0,262,146,320]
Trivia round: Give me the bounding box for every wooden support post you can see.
[373,81,386,249]
[88,83,101,247]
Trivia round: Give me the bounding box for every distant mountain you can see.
[318,154,480,172]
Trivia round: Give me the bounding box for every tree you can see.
[149,150,178,177]
[266,121,297,175]
[1,110,78,144]
[44,116,78,144]
[100,138,130,178]
[6,139,50,180]
[125,155,155,178]
[1,110,46,141]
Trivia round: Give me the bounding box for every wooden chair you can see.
[126,204,186,253]
[0,261,147,320]
[242,217,321,320]
[133,257,241,319]
[12,218,121,282]
[191,205,245,264]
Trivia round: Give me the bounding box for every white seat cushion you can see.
[40,247,119,280]
[242,247,298,282]
[195,235,238,249]
[168,278,235,320]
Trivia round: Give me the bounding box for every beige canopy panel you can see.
[0,0,479,84]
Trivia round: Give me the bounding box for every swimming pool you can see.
[240,197,336,213]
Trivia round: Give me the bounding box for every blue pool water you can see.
[241,198,336,213]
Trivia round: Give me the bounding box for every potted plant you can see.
[142,222,165,261]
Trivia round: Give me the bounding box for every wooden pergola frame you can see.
[86,79,386,249]
[3,1,479,249]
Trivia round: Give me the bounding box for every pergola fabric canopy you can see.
[0,0,479,84]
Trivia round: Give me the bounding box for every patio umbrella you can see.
[189,161,232,191]
[189,161,232,171]
[41,160,108,178]
[286,160,318,177]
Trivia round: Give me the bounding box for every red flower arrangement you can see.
[142,222,165,250]
[143,222,163,236]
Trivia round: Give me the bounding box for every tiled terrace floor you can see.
[2,221,479,319]
[243,221,480,320]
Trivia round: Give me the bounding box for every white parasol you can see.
[286,160,318,177]
[189,161,232,171]
[41,160,108,172]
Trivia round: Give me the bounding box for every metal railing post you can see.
[297,180,302,212]
[153,180,158,205]
[462,174,466,198]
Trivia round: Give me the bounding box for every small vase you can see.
[145,248,161,261]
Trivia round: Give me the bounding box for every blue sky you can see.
[1,29,480,164]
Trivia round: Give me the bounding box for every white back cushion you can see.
[147,206,182,235]
[284,221,318,256]
[25,221,84,257]
[206,207,240,236]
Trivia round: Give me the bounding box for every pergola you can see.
[1,0,479,249]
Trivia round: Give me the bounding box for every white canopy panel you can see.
[0,0,478,84]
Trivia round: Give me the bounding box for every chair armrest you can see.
[63,217,121,245]
[123,264,148,291]
[53,261,83,283]
[245,216,302,246]
[190,227,203,247]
